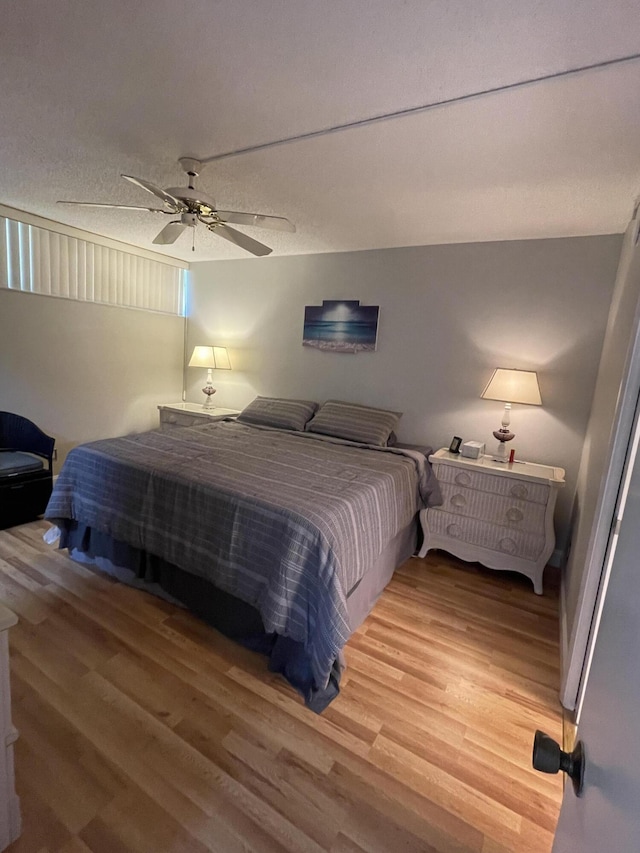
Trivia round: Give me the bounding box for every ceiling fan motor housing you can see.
[165,158,217,213]
[165,186,217,214]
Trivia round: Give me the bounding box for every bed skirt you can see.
[58,520,416,712]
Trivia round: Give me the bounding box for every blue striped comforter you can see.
[46,421,437,689]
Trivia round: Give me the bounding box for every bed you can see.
[45,398,441,711]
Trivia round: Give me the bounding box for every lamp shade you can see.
[188,345,232,370]
[481,368,542,406]
[188,346,216,369]
[212,346,231,370]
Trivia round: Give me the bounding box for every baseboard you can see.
[560,568,568,651]
[562,706,577,752]
[559,563,572,711]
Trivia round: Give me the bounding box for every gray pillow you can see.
[237,396,319,431]
[305,400,402,446]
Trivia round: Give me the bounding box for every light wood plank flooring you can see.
[0,521,563,853]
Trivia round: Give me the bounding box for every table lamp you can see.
[481,368,542,461]
[188,345,232,408]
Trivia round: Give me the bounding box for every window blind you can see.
[0,216,185,316]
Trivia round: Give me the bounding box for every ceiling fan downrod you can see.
[178,157,202,191]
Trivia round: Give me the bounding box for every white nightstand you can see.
[158,402,240,429]
[419,448,565,594]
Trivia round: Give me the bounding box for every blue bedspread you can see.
[46,421,439,693]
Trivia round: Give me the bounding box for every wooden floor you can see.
[0,521,563,853]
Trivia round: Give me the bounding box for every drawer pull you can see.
[168,415,177,423]
[498,537,517,554]
[446,523,463,538]
[450,493,467,508]
[454,472,472,487]
[506,507,524,524]
[510,484,528,499]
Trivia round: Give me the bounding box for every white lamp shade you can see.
[481,368,542,406]
[188,345,232,370]
[188,346,216,369]
[212,346,231,370]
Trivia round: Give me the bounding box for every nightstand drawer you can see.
[432,462,550,504]
[426,509,546,561]
[438,482,547,532]
[159,410,203,428]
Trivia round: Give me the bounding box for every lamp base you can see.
[492,428,514,462]
[202,386,217,409]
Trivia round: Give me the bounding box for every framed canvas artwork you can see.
[303,300,379,353]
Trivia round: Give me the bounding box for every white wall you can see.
[0,290,184,470]
[188,235,622,555]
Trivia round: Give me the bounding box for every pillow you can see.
[305,400,402,446]
[236,396,319,431]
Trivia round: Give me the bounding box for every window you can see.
[0,215,186,316]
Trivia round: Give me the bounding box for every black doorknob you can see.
[532,730,584,796]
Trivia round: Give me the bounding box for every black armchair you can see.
[0,412,55,530]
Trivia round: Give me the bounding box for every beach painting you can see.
[303,300,379,353]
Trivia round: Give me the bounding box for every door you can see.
[561,209,640,712]
[552,410,640,852]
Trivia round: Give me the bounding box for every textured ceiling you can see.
[1,0,640,261]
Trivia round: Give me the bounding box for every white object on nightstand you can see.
[419,448,565,594]
[460,440,485,459]
[158,402,240,429]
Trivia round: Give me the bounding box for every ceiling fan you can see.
[57,157,295,256]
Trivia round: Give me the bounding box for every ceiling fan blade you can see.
[121,175,184,210]
[57,200,167,212]
[152,221,188,245]
[216,211,296,233]
[212,224,273,256]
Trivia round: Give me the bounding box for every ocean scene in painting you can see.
[303,300,379,352]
